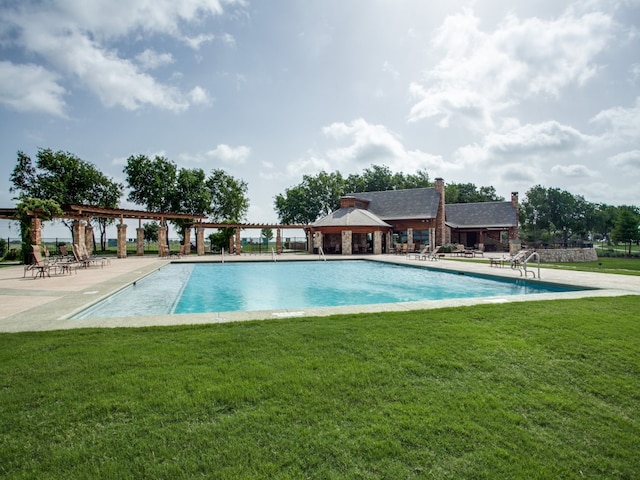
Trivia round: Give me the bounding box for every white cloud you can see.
[608,150,640,169]
[182,34,216,50]
[0,0,234,113]
[0,61,67,116]
[285,118,444,179]
[206,144,251,164]
[188,86,212,106]
[454,120,596,173]
[591,96,640,143]
[550,164,596,177]
[409,7,614,131]
[135,49,174,70]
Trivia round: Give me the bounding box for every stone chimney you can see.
[435,178,446,246]
[510,192,520,242]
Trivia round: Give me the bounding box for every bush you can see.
[4,248,20,261]
[0,238,6,258]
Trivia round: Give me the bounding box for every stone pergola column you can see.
[373,231,382,255]
[341,230,352,255]
[158,225,167,257]
[235,229,241,255]
[276,228,282,254]
[196,227,205,256]
[183,228,191,251]
[84,224,94,254]
[407,228,414,250]
[72,220,85,249]
[30,217,42,247]
[307,231,314,253]
[136,227,145,256]
[117,223,127,258]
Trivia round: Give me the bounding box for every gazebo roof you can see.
[313,207,391,228]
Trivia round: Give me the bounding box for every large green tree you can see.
[9,149,123,245]
[611,207,640,256]
[445,182,504,203]
[124,155,249,243]
[13,197,64,263]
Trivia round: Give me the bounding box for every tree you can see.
[611,207,640,256]
[14,197,64,263]
[261,228,273,245]
[445,182,504,203]
[205,169,249,223]
[9,149,123,240]
[143,222,159,244]
[172,168,211,240]
[124,155,177,213]
[124,156,249,244]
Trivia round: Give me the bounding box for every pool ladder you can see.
[318,246,326,261]
[521,251,540,278]
[271,247,277,262]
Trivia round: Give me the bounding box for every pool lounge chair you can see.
[412,245,430,260]
[423,245,442,261]
[28,245,53,278]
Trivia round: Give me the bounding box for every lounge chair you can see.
[508,250,529,269]
[29,245,53,278]
[423,245,442,261]
[412,245,429,260]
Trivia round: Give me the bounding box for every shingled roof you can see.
[445,201,517,229]
[346,188,440,220]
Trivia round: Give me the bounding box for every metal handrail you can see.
[523,251,540,278]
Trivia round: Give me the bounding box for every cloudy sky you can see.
[1,0,639,238]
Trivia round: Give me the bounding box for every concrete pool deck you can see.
[1,253,639,332]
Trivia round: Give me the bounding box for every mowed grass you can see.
[542,257,640,276]
[1,297,639,479]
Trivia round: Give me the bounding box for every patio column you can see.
[30,217,42,246]
[117,223,127,258]
[407,228,414,250]
[158,226,167,257]
[341,230,352,255]
[72,220,85,249]
[235,229,241,255]
[136,227,144,256]
[385,231,392,253]
[84,224,93,254]
[276,229,282,254]
[307,231,314,253]
[183,228,191,251]
[196,226,205,256]
[373,231,382,254]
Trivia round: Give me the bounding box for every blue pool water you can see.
[73,260,583,319]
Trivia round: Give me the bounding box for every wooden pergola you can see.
[2,205,310,257]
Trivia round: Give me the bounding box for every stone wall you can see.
[536,248,598,263]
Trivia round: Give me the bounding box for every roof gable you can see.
[312,207,391,228]
[346,188,440,220]
[445,202,517,228]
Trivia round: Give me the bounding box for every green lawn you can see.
[1,296,639,478]
[542,257,640,276]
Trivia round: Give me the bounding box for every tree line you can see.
[8,151,640,259]
[274,165,503,224]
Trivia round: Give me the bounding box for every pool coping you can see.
[1,253,638,332]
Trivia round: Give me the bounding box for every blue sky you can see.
[1,0,639,238]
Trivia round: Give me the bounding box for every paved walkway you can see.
[1,253,638,332]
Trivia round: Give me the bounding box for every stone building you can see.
[307,178,519,254]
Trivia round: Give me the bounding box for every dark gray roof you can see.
[346,188,440,220]
[445,202,517,229]
[313,207,392,228]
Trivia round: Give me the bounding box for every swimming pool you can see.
[73,260,584,319]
